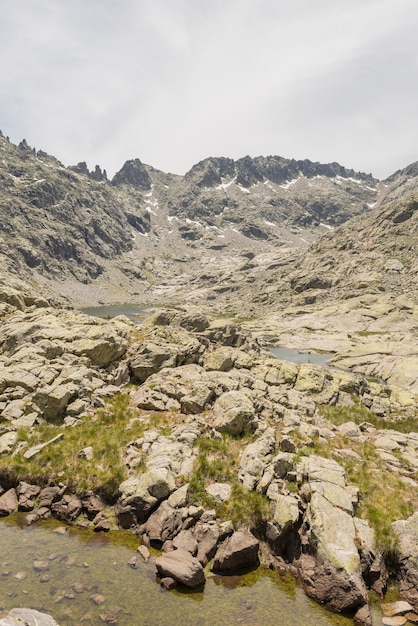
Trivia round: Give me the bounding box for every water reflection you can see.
[81,304,151,324]
[269,346,335,365]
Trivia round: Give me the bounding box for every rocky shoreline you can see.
[0,296,417,625]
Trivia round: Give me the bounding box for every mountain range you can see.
[2,130,416,318]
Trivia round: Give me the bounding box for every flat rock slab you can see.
[382,601,414,616]
[382,617,407,626]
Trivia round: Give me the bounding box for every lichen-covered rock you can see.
[211,390,256,436]
[32,382,78,420]
[203,347,235,372]
[118,469,176,521]
[294,363,326,393]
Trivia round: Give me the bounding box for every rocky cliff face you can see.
[0,133,149,287]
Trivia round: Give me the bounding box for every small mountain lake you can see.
[81,305,151,324]
[269,347,335,366]
[0,514,361,626]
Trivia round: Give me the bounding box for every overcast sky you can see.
[1,0,417,179]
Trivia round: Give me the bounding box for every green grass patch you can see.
[342,446,417,557]
[188,434,270,530]
[318,404,418,434]
[0,394,175,500]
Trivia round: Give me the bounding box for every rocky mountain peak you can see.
[112,158,151,189]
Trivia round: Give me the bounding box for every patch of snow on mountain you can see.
[263,181,278,193]
[167,215,179,222]
[319,222,334,229]
[264,219,277,227]
[215,177,236,191]
[279,177,300,189]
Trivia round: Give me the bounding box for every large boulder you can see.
[212,530,259,572]
[194,519,221,565]
[129,342,177,383]
[71,331,127,366]
[155,549,205,588]
[51,494,83,524]
[118,469,176,521]
[32,382,78,420]
[211,390,256,436]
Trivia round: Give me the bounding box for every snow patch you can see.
[279,176,301,189]
[264,219,277,227]
[263,181,278,193]
[215,177,236,191]
[319,222,334,230]
[167,215,179,222]
[185,217,201,226]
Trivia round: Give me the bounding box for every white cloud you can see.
[0,0,417,179]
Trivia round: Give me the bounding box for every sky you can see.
[1,0,417,180]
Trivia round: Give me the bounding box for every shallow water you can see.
[81,305,151,324]
[269,347,334,366]
[0,515,356,626]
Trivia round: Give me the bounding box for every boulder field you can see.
[0,298,417,624]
